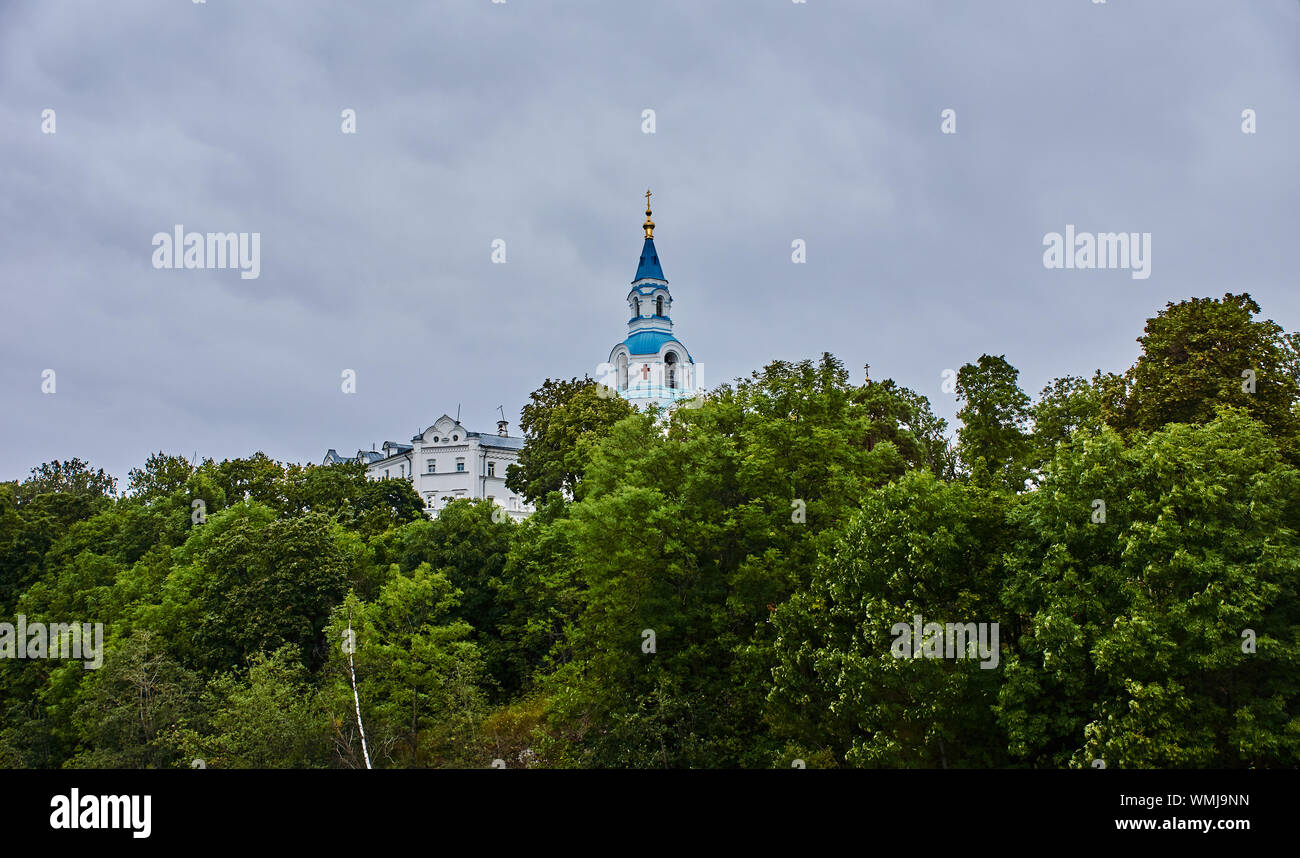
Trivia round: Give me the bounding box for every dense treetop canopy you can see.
[1,292,1296,768]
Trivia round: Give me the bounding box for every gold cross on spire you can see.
[643,189,655,239]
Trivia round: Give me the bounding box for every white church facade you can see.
[324,192,697,520]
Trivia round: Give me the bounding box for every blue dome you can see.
[623,330,693,362]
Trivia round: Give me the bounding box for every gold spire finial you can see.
[643,189,655,239]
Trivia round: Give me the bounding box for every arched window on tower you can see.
[633,298,640,317]
[617,353,628,389]
[656,296,664,316]
[665,351,678,389]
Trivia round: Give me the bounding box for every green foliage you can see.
[323,567,486,768]
[3,294,1299,770]
[159,504,348,672]
[540,354,954,767]
[282,460,425,536]
[1114,293,1300,452]
[769,472,1013,767]
[955,354,1031,489]
[1000,410,1300,768]
[1027,374,1107,470]
[127,453,195,501]
[15,458,118,504]
[493,496,581,697]
[68,630,197,768]
[174,646,329,768]
[505,376,634,504]
[385,499,514,697]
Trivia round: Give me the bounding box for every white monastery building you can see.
[324,415,532,521]
[324,192,698,520]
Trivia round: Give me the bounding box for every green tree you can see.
[127,453,195,501]
[283,461,424,536]
[1,462,122,611]
[540,354,951,767]
[955,354,1031,489]
[158,504,349,672]
[68,630,197,768]
[505,377,634,504]
[1116,293,1300,452]
[15,458,118,504]
[175,646,329,768]
[324,567,487,768]
[768,471,1013,767]
[200,452,286,509]
[382,499,514,694]
[1026,373,1109,471]
[492,496,582,697]
[1000,410,1300,767]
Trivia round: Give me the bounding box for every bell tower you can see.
[604,191,696,410]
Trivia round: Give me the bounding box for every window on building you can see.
[425,495,435,508]
[384,469,390,478]
[633,297,640,317]
[452,435,459,441]
[665,351,678,389]
[487,462,495,477]
[399,464,405,477]
[456,458,465,472]
[427,459,435,473]
[617,353,628,389]
[656,296,664,315]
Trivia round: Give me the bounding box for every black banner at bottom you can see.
[1,769,1286,846]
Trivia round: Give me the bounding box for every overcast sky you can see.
[2,0,1298,483]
